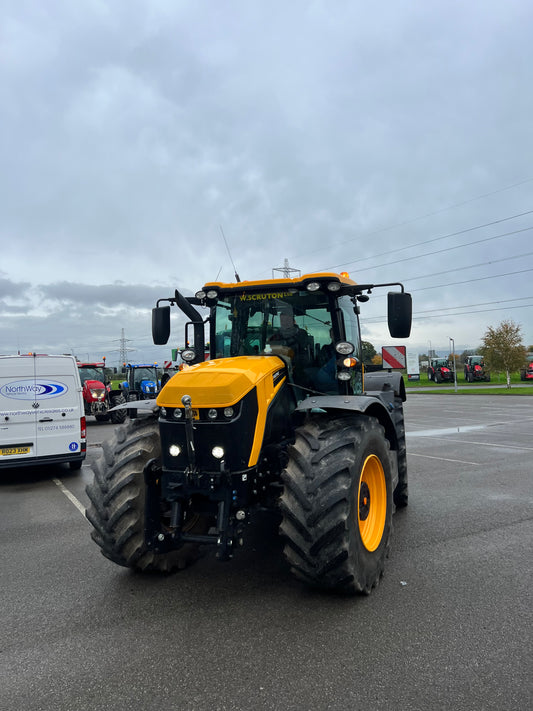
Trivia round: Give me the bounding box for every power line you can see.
[411,267,533,292]
[414,296,532,316]
[289,177,533,263]
[412,304,532,320]
[365,302,533,325]
[321,209,533,272]
[323,224,533,272]
[355,252,533,304]
[365,296,533,320]
[406,251,533,283]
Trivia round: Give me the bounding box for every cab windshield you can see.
[434,359,449,368]
[79,367,105,384]
[131,367,157,381]
[212,290,361,394]
[213,291,331,358]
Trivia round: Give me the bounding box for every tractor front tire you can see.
[86,417,205,573]
[280,414,395,595]
[109,394,127,424]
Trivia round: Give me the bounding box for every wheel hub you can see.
[359,481,371,521]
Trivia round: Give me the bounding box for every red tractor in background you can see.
[428,357,454,383]
[464,355,490,383]
[77,362,127,423]
[520,355,533,381]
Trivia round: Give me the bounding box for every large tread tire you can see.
[109,394,127,424]
[391,398,408,509]
[86,417,204,572]
[279,414,395,595]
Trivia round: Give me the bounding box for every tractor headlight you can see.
[223,407,234,418]
[169,444,181,457]
[181,349,196,362]
[208,409,218,420]
[327,282,341,292]
[306,282,321,292]
[173,408,183,420]
[337,371,351,381]
[335,341,355,355]
[206,290,218,300]
[195,290,206,300]
[212,446,224,459]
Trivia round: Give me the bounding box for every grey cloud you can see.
[37,281,170,309]
[0,276,31,299]
[1,1,532,352]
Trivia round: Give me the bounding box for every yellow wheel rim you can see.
[358,454,387,552]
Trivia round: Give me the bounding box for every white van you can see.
[0,354,86,470]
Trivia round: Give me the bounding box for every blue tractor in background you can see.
[121,364,162,402]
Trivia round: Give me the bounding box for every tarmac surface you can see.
[1,394,532,710]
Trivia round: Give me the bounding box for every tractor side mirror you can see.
[388,292,412,338]
[152,306,171,345]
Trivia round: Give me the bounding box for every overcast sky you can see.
[2,0,532,365]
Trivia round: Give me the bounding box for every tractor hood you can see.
[157,356,287,409]
[83,379,106,401]
[83,379,106,391]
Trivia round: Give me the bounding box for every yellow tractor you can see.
[86,272,412,594]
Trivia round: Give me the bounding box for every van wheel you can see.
[280,414,394,595]
[85,417,207,572]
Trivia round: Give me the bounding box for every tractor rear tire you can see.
[280,414,395,595]
[86,417,206,572]
[109,394,127,424]
[391,400,408,509]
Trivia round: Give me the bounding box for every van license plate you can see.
[0,446,31,456]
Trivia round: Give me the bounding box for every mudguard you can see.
[296,391,402,453]
[364,370,406,401]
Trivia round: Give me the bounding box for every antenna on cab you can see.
[220,225,241,282]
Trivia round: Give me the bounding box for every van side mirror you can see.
[388,292,412,338]
[152,306,171,345]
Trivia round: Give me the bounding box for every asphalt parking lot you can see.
[1,395,532,711]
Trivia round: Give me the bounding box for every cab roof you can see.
[203,272,357,292]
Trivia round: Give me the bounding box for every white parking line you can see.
[411,437,533,452]
[408,452,481,465]
[53,478,87,518]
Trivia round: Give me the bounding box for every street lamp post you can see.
[449,337,458,393]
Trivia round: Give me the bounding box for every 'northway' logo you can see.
[0,380,68,401]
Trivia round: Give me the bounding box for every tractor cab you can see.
[154,272,412,399]
[122,364,161,400]
[209,285,362,395]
